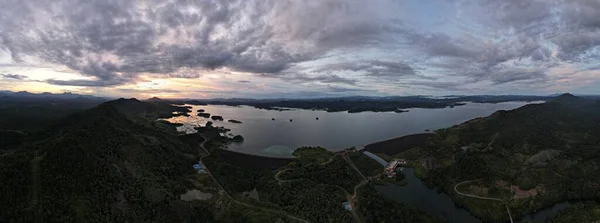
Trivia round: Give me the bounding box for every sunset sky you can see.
[1,0,600,98]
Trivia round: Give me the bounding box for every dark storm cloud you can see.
[45,78,129,87]
[478,0,554,31]
[0,73,27,80]
[403,29,553,85]
[0,0,406,87]
[2,0,600,95]
[467,0,600,62]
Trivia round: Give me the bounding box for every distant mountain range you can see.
[3,90,599,102]
[173,94,562,113]
[0,90,106,100]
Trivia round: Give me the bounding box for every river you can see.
[163,101,540,157]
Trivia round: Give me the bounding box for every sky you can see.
[1,0,600,99]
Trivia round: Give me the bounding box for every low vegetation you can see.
[291,146,333,164]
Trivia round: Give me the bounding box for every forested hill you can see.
[0,100,211,222]
[0,92,107,130]
[418,94,600,221]
[431,93,600,157]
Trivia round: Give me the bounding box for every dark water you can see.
[376,168,482,223]
[164,101,539,157]
[376,168,569,223]
[519,202,570,222]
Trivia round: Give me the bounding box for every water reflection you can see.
[163,101,538,157]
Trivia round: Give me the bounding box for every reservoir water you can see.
[168,102,540,157]
[164,101,539,157]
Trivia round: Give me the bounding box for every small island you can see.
[211,115,224,121]
[231,135,244,142]
[198,112,211,118]
[228,119,242,124]
[157,120,184,127]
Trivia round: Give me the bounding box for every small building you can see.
[342,201,353,211]
[397,159,407,165]
[384,160,400,177]
[385,160,399,172]
[384,159,408,177]
[193,163,208,174]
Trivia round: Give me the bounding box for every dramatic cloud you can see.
[317,61,417,77]
[0,0,599,97]
[1,73,27,80]
[263,73,358,86]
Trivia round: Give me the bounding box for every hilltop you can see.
[0,91,108,130]
[0,99,300,222]
[405,94,600,221]
[0,100,213,222]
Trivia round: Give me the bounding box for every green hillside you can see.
[414,94,600,221]
[0,100,212,222]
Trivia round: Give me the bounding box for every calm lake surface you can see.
[377,168,569,223]
[164,101,539,157]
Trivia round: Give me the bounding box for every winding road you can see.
[454,180,514,223]
[453,180,504,202]
[197,134,310,223]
